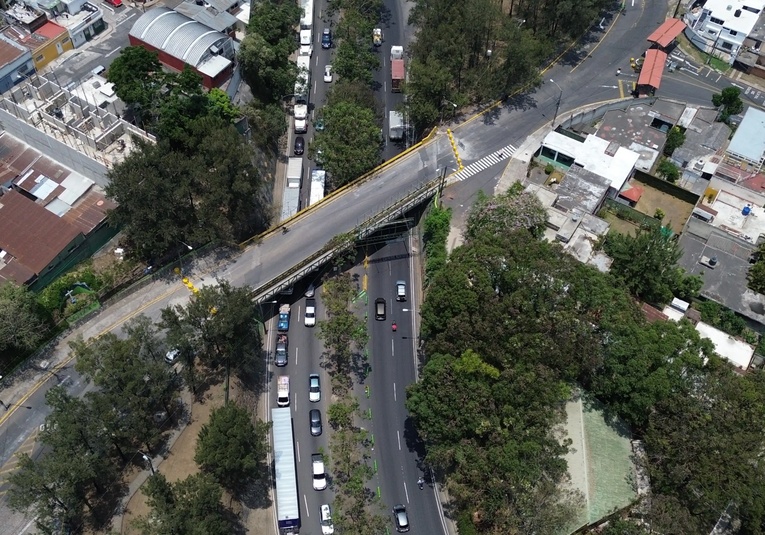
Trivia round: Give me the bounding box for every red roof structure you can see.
[641,303,669,323]
[619,185,644,204]
[637,49,668,89]
[646,18,686,48]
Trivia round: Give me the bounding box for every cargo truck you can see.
[286,158,303,188]
[278,304,291,331]
[277,376,290,407]
[388,111,404,141]
[272,408,300,533]
[391,46,404,92]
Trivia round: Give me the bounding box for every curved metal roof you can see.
[129,7,228,67]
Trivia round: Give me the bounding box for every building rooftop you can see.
[678,217,765,325]
[695,321,755,370]
[541,131,640,191]
[553,166,611,214]
[620,185,644,203]
[727,106,765,164]
[561,214,612,272]
[0,34,27,67]
[174,1,239,33]
[52,2,103,33]
[647,18,687,47]
[702,0,765,35]
[1,25,51,52]
[706,187,765,243]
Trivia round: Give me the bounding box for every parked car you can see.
[323,65,333,83]
[320,503,334,534]
[321,28,332,49]
[165,348,180,364]
[105,0,122,7]
[310,409,322,436]
[309,374,321,402]
[294,136,305,155]
[393,504,410,532]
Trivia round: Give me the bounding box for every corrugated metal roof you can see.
[271,408,299,527]
[727,107,765,164]
[130,7,229,67]
[637,49,667,89]
[646,18,686,48]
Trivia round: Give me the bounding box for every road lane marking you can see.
[304,494,309,515]
[454,145,517,181]
[397,430,401,450]
[404,481,409,503]
[296,440,301,463]
[393,382,397,402]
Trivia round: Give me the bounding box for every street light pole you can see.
[177,242,193,276]
[140,452,156,475]
[0,400,33,411]
[550,79,563,126]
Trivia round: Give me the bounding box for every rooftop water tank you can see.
[743,206,751,216]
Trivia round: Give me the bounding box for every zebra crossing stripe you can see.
[454,144,517,181]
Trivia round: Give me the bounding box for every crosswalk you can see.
[453,144,518,181]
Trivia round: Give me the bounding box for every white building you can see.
[685,0,765,62]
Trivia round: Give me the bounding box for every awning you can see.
[637,49,668,89]
[646,18,686,48]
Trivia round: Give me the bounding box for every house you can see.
[129,7,235,88]
[684,0,765,63]
[0,32,33,92]
[1,21,74,71]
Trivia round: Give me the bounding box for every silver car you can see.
[309,374,321,402]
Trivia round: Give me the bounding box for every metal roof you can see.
[271,408,300,528]
[646,18,686,47]
[130,7,229,67]
[727,107,765,164]
[637,48,667,89]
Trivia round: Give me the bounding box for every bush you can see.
[423,203,452,284]
[544,163,555,175]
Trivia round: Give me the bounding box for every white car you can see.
[312,454,327,490]
[309,374,321,402]
[305,298,316,327]
[323,65,333,83]
[320,504,334,534]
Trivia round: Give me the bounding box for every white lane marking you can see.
[391,338,395,357]
[296,440,300,463]
[304,494,310,516]
[296,346,299,366]
[397,430,402,450]
[404,481,410,503]
[454,145,517,181]
[393,382,397,402]
[105,47,121,57]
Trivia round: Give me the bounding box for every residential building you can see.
[0,32,33,92]
[173,0,248,38]
[129,7,235,88]
[684,0,765,63]
[36,0,107,48]
[2,20,73,71]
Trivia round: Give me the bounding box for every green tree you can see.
[0,281,49,353]
[106,46,165,126]
[604,225,689,305]
[423,204,452,283]
[136,473,233,535]
[195,403,270,492]
[712,86,744,121]
[311,98,381,189]
[656,158,680,182]
[663,126,686,156]
[464,185,547,242]
[242,100,287,149]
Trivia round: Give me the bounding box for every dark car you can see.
[374,298,386,321]
[393,504,410,532]
[321,28,332,49]
[310,409,322,436]
[294,136,305,155]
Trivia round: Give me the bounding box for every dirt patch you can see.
[121,388,223,534]
[632,181,694,234]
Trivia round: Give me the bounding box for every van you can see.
[396,280,406,301]
[375,298,386,320]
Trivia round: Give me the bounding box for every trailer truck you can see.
[391,46,404,92]
[272,408,300,533]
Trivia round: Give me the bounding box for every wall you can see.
[559,97,657,131]
[32,33,74,70]
[634,169,701,205]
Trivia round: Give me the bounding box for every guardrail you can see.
[251,176,442,303]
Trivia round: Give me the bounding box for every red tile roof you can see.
[0,189,82,279]
[619,185,644,203]
[35,21,66,40]
[637,49,667,89]
[646,18,686,48]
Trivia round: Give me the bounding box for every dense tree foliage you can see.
[465,185,547,242]
[0,281,49,354]
[405,0,609,130]
[663,126,686,156]
[411,189,765,532]
[712,86,744,122]
[656,158,680,183]
[423,203,452,284]
[604,225,702,306]
[106,116,271,260]
[195,402,270,493]
[135,473,233,535]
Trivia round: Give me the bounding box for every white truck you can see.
[294,56,311,124]
[286,158,303,188]
[312,453,327,490]
[388,110,404,141]
[299,29,313,57]
[277,376,290,407]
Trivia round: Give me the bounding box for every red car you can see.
[105,0,123,7]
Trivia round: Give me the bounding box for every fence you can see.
[603,199,661,229]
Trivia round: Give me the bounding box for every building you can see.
[0,33,33,92]
[733,9,765,78]
[0,131,117,290]
[537,131,641,197]
[2,2,48,33]
[726,106,765,169]
[34,0,107,48]
[173,0,248,38]
[684,0,765,63]
[129,7,235,88]
[2,20,73,71]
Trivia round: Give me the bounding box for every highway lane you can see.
[374,0,407,160]
[366,236,445,534]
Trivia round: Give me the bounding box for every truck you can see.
[373,28,382,47]
[391,46,404,92]
[286,158,303,189]
[309,169,326,206]
[278,304,291,331]
[388,111,404,141]
[294,56,311,122]
[272,408,300,533]
[277,376,290,407]
[312,453,327,490]
[300,0,313,29]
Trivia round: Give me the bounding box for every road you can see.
[0,0,743,531]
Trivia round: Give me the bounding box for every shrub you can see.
[544,163,555,175]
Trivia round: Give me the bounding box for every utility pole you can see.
[550,79,563,126]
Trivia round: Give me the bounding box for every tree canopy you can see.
[0,281,49,354]
[712,86,744,122]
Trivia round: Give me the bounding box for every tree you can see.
[712,86,744,121]
[136,473,234,535]
[604,225,690,305]
[663,126,686,156]
[161,280,261,384]
[106,46,165,126]
[656,158,680,182]
[0,281,49,353]
[464,185,547,242]
[195,403,270,492]
[311,98,381,189]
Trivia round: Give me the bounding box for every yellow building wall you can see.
[32,33,74,71]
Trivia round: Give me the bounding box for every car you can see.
[305,298,316,327]
[309,374,321,402]
[373,28,382,46]
[396,280,406,301]
[323,65,333,83]
[305,283,315,297]
[91,65,106,76]
[314,117,325,131]
[320,503,334,534]
[375,297,386,320]
[321,28,332,49]
[393,504,410,532]
[310,409,322,436]
[165,348,180,364]
[104,0,122,7]
[312,454,327,490]
[294,136,305,155]
[275,335,288,367]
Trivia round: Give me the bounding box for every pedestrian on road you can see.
[616,68,621,76]
[418,477,424,490]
